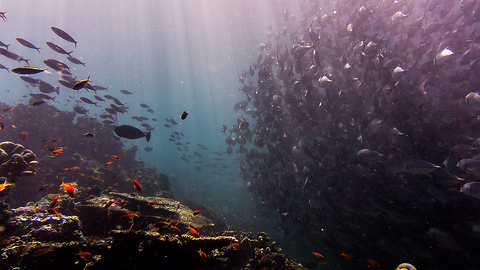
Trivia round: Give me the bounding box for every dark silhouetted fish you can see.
[58,79,75,89]
[67,56,85,67]
[73,76,90,90]
[15,38,40,53]
[120,90,132,95]
[80,97,97,105]
[51,27,77,48]
[46,41,72,56]
[12,66,47,75]
[114,125,151,142]
[44,59,69,71]
[0,63,9,72]
[38,80,59,95]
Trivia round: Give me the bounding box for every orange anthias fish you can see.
[0,179,12,192]
[111,155,120,160]
[192,210,201,215]
[51,138,62,143]
[33,247,53,257]
[47,206,60,215]
[188,224,200,237]
[312,251,326,261]
[148,201,158,205]
[169,220,180,226]
[103,198,119,209]
[64,166,79,172]
[38,183,54,192]
[2,106,14,112]
[60,182,75,198]
[19,131,27,140]
[0,121,3,130]
[120,212,139,220]
[133,175,142,191]
[127,220,135,234]
[171,225,182,236]
[104,162,112,166]
[49,194,61,208]
[366,259,382,270]
[51,148,63,154]
[78,250,93,261]
[113,171,117,179]
[41,138,51,142]
[340,252,356,264]
[232,242,240,249]
[197,249,207,261]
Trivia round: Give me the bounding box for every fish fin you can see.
[145,131,151,142]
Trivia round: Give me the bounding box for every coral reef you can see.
[0,141,36,180]
[0,199,306,270]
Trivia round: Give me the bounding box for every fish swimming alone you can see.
[113,125,151,142]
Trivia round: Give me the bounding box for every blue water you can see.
[0,0,304,262]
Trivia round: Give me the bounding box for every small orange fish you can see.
[103,198,119,209]
[47,206,60,215]
[0,179,12,192]
[64,166,79,172]
[60,182,75,198]
[2,106,13,112]
[78,250,93,261]
[171,225,182,236]
[170,220,180,226]
[111,155,120,160]
[33,247,53,257]
[188,225,200,237]
[34,207,46,213]
[113,171,117,179]
[366,259,382,270]
[232,242,240,249]
[38,183,54,192]
[133,175,142,191]
[45,145,54,152]
[193,210,201,215]
[148,201,158,205]
[51,148,63,154]
[312,251,326,261]
[120,212,139,220]
[107,210,113,219]
[19,131,27,140]
[0,121,3,130]
[20,243,34,256]
[51,138,61,143]
[41,138,51,142]
[49,194,61,208]
[127,220,134,234]
[197,249,207,261]
[104,161,112,166]
[340,252,356,264]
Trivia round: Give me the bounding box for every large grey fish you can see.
[113,125,151,142]
[38,80,59,95]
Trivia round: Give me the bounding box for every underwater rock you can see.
[0,203,87,269]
